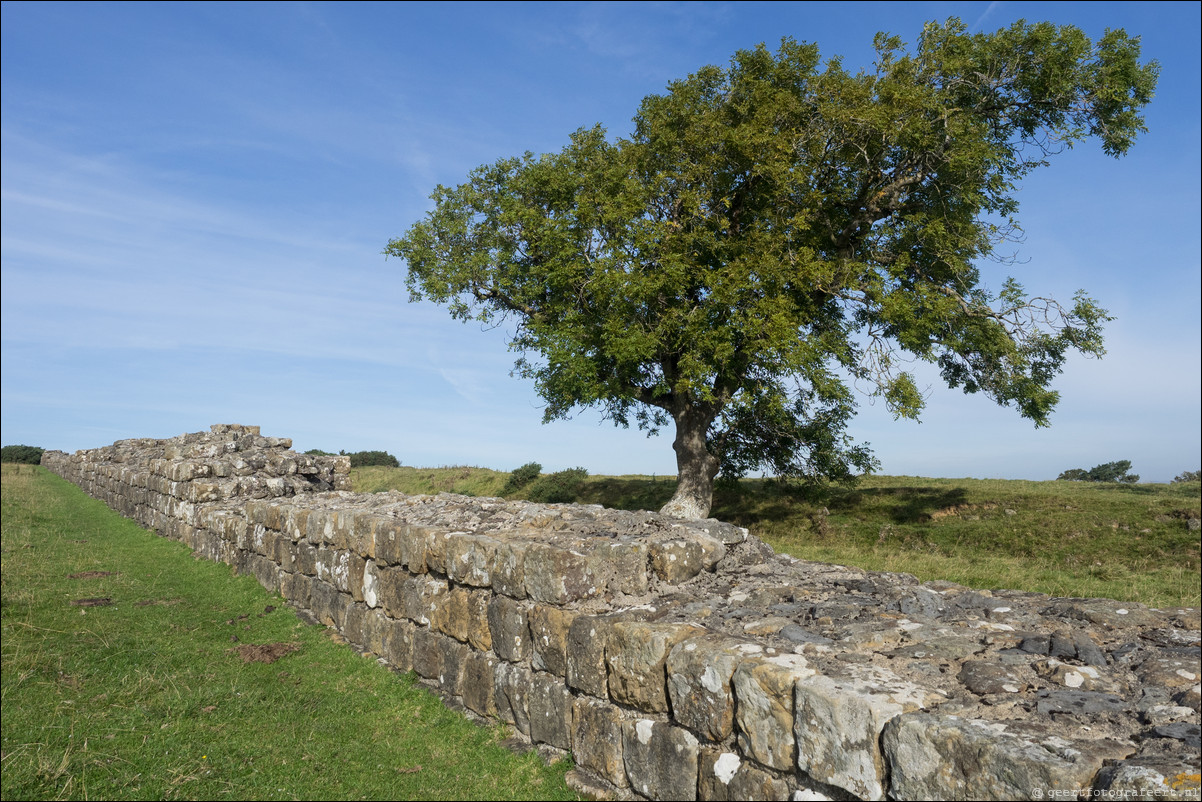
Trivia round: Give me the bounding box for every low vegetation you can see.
[0,464,577,801]
[353,463,1201,610]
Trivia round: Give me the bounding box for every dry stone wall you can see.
[41,425,1201,801]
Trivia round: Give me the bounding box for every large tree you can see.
[387,19,1158,519]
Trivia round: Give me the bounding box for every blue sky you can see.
[3,1,1199,482]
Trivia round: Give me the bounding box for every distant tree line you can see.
[1058,460,1139,483]
[304,449,400,468]
[1,445,44,464]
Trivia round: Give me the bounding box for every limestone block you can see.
[572,696,629,789]
[668,636,764,742]
[698,748,790,801]
[309,581,349,629]
[487,595,531,662]
[411,627,442,681]
[648,533,725,583]
[1093,755,1202,801]
[371,518,407,566]
[398,574,449,626]
[524,543,603,604]
[883,714,1136,801]
[384,617,415,672]
[608,621,706,713]
[305,509,333,546]
[423,529,451,575]
[344,602,368,648]
[282,506,311,541]
[530,604,577,677]
[346,552,366,603]
[1034,658,1121,693]
[374,564,410,619]
[490,540,529,599]
[362,559,380,608]
[528,671,573,750]
[429,586,468,642]
[494,661,533,735]
[623,719,700,801]
[733,653,815,771]
[462,652,498,717]
[567,614,616,697]
[466,589,492,652]
[793,664,934,800]
[361,606,390,656]
[446,534,499,587]
[279,572,312,608]
[595,539,650,595]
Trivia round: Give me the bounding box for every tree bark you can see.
[659,402,721,520]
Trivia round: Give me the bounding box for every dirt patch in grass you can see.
[229,643,299,664]
[70,597,112,607]
[67,570,117,579]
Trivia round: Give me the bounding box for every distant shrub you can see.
[501,462,542,495]
[343,450,400,468]
[1,445,44,464]
[1058,460,1139,483]
[525,467,588,504]
[305,448,335,456]
[1172,470,1200,484]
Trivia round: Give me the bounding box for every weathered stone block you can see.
[362,559,380,608]
[567,614,615,697]
[412,627,443,680]
[309,581,349,629]
[572,696,629,789]
[524,543,603,604]
[668,636,763,742]
[794,664,933,800]
[346,551,366,602]
[488,595,531,662]
[430,586,473,642]
[384,617,415,672]
[401,574,449,626]
[423,529,450,575]
[530,604,577,677]
[698,748,790,801]
[528,671,573,750]
[462,652,498,717]
[608,621,705,713]
[733,653,814,771]
[623,719,700,801]
[882,714,1136,801]
[344,602,368,648]
[494,661,532,735]
[446,534,499,587]
[361,606,390,656]
[278,571,311,608]
[490,540,528,599]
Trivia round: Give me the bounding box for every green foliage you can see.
[341,449,400,468]
[501,461,543,495]
[524,467,590,504]
[1173,470,1200,484]
[388,19,1157,516]
[1058,460,1139,483]
[0,444,44,464]
[304,448,335,456]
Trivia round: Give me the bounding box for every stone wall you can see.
[41,425,1201,801]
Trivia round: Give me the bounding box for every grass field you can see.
[355,464,1202,609]
[0,464,578,801]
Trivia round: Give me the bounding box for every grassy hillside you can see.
[354,466,1201,609]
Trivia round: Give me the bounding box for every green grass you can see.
[356,465,1201,610]
[1,464,578,801]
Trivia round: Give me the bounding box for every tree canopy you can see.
[387,18,1158,519]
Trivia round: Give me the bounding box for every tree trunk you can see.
[659,403,720,520]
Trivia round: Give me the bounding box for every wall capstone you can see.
[41,425,1202,801]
